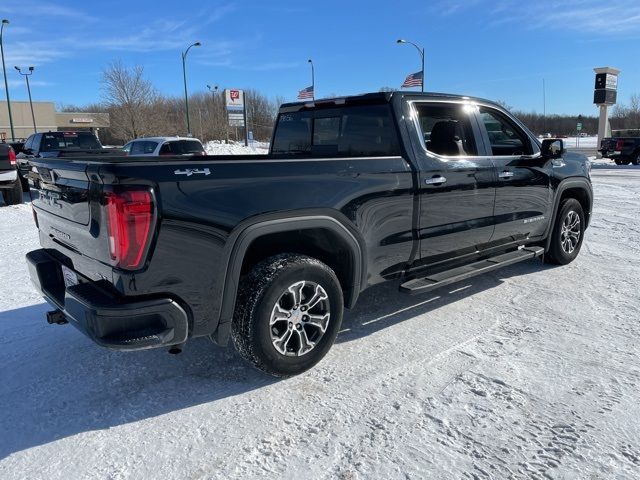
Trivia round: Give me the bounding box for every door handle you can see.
[424,176,447,185]
[498,171,514,179]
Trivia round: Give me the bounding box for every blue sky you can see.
[0,0,637,115]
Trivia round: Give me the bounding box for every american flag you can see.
[297,85,314,99]
[401,70,423,88]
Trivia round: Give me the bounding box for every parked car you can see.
[0,143,22,206]
[599,136,640,165]
[16,131,125,191]
[26,91,593,377]
[122,137,206,156]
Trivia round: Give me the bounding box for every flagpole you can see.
[308,59,314,100]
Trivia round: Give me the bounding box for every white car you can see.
[122,137,206,156]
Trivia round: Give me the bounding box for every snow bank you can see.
[204,140,269,155]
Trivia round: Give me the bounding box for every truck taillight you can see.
[615,139,624,150]
[9,149,16,165]
[104,188,155,270]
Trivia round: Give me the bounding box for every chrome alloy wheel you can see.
[269,280,331,357]
[560,210,581,254]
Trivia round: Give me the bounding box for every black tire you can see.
[632,151,640,166]
[621,158,631,166]
[2,179,23,206]
[545,198,585,265]
[231,254,344,377]
[19,171,30,192]
[614,158,623,165]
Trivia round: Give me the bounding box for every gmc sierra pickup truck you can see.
[25,92,593,376]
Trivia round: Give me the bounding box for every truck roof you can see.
[279,91,503,112]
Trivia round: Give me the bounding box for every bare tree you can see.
[100,61,162,141]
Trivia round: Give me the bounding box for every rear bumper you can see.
[0,169,18,185]
[26,249,189,350]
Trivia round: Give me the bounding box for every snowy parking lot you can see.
[1,167,639,479]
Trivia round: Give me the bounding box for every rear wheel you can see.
[19,171,30,192]
[632,151,640,166]
[231,254,344,377]
[545,198,585,265]
[2,179,23,206]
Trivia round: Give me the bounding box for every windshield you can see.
[159,140,205,155]
[41,132,102,152]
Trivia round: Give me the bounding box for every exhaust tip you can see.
[168,346,183,355]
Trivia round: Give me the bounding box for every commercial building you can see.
[0,101,109,141]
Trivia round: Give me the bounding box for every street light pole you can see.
[206,84,218,99]
[15,66,37,133]
[308,59,315,100]
[396,39,425,93]
[1,19,16,141]
[181,41,201,136]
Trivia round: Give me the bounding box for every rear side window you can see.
[416,104,477,156]
[272,104,400,157]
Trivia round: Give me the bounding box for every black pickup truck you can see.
[25,92,593,376]
[0,143,22,205]
[599,134,640,165]
[16,131,123,191]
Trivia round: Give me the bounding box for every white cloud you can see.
[7,79,53,88]
[432,0,640,36]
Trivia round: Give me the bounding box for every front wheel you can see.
[231,254,344,377]
[632,152,640,166]
[545,198,585,265]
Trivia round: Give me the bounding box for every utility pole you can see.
[542,78,546,134]
[1,19,15,141]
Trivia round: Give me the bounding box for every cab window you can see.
[415,104,477,156]
[272,104,400,157]
[479,108,533,156]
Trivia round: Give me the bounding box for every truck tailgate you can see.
[31,160,92,225]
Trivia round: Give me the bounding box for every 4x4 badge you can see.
[174,168,211,177]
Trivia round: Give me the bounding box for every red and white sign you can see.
[225,89,244,111]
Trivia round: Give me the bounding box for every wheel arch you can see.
[545,178,593,251]
[213,210,367,344]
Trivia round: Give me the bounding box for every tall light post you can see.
[1,19,16,141]
[15,66,37,133]
[396,39,425,93]
[206,84,218,99]
[181,41,201,136]
[308,59,315,100]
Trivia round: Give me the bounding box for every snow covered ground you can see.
[205,140,269,155]
[1,169,639,479]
